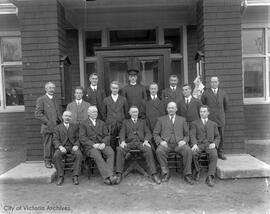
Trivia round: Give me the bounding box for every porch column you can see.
[197,0,245,153]
[17,0,66,160]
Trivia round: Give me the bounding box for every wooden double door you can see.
[95,46,171,96]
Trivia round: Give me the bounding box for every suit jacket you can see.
[119,119,152,144]
[102,95,128,124]
[177,97,202,123]
[153,115,189,145]
[161,86,183,107]
[66,100,91,124]
[35,94,62,134]
[140,97,166,132]
[190,119,220,148]
[120,84,147,109]
[53,123,80,149]
[79,118,110,152]
[201,88,229,127]
[83,86,106,119]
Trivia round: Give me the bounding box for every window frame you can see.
[242,26,270,105]
[0,33,24,112]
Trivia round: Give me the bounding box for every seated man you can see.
[154,102,194,185]
[53,110,83,186]
[115,106,161,184]
[190,105,220,187]
[79,106,117,185]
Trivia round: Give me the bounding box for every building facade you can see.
[0,0,269,160]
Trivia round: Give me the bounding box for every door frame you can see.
[95,45,171,91]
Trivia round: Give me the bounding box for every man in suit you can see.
[35,82,62,168]
[201,76,229,160]
[115,106,161,184]
[83,73,106,120]
[121,69,147,112]
[102,81,129,151]
[154,102,194,185]
[141,82,166,134]
[162,75,183,107]
[53,111,83,186]
[177,84,202,127]
[66,86,91,124]
[79,106,118,185]
[190,105,220,187]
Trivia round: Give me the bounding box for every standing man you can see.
[201,76,229,160]
[102,81,129,151]
[79,106,117,185]
[121,69,147,111]
[141,82,166,133]
[83,73,106,120]
[115,106,161,184]
[154,102,194,185]
[190,105,220,187]
[177,84,202,127]
[162,75,183,107]
[35,82,62,168]
[66,86,91,124]
[53,111,83,186]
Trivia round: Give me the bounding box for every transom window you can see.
[0,36,24,111]
[242,28,270,104]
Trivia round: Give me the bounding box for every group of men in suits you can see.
[35,70,229,187]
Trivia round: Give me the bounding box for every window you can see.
[0,36,23,111]
[242,28,270,103]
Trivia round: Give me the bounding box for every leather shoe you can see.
[104,176,117,185]
[193,171,200,181]
[45,162,53,168]
[115,174,122,185]
[218,153,227,160]
[72,176,79,185]
[56,176,64,186]
[152,174,161,184]
[161,172,170,182]
[184,175,194,185]
[205,175,215,187]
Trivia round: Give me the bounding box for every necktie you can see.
[214,89,217,95]
[170,116,174,125]
[133,119,137,124]
[65,123,69,129]
[186,99,189,105]
[203,119,206,126]
[172,87,175,92]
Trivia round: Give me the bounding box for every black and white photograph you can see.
[0,0,270,213]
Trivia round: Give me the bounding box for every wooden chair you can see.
[122,149,150,178]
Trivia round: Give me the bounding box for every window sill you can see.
[244,100,270,105]
[0,106,25,113]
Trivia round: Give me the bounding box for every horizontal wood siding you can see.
[244,104,270,140]
[197,0,245,153]
[17,0,65,160]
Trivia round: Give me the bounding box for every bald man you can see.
[79,106,117,185]
[53,111,82,186]
[154,102,193,185]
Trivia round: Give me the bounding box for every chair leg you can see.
[123,161,149,178]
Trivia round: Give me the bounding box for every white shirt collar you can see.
[151,95,157,100]
[46,93,53,99]
[202,118,208,123]
[111,94,118,102]
[90,85,97,90]
[212,88,218,93]
[76,99,82,105]
[169,114,176,123]
[90,118,96,125]
[130,82,136,86]
[185,95,192,102]
[170,86,176,91]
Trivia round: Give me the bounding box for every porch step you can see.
[0,162,56,184]
[216,154,270,179]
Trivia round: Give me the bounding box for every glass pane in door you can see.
[139,59,159,87]
[104,59,128,95]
